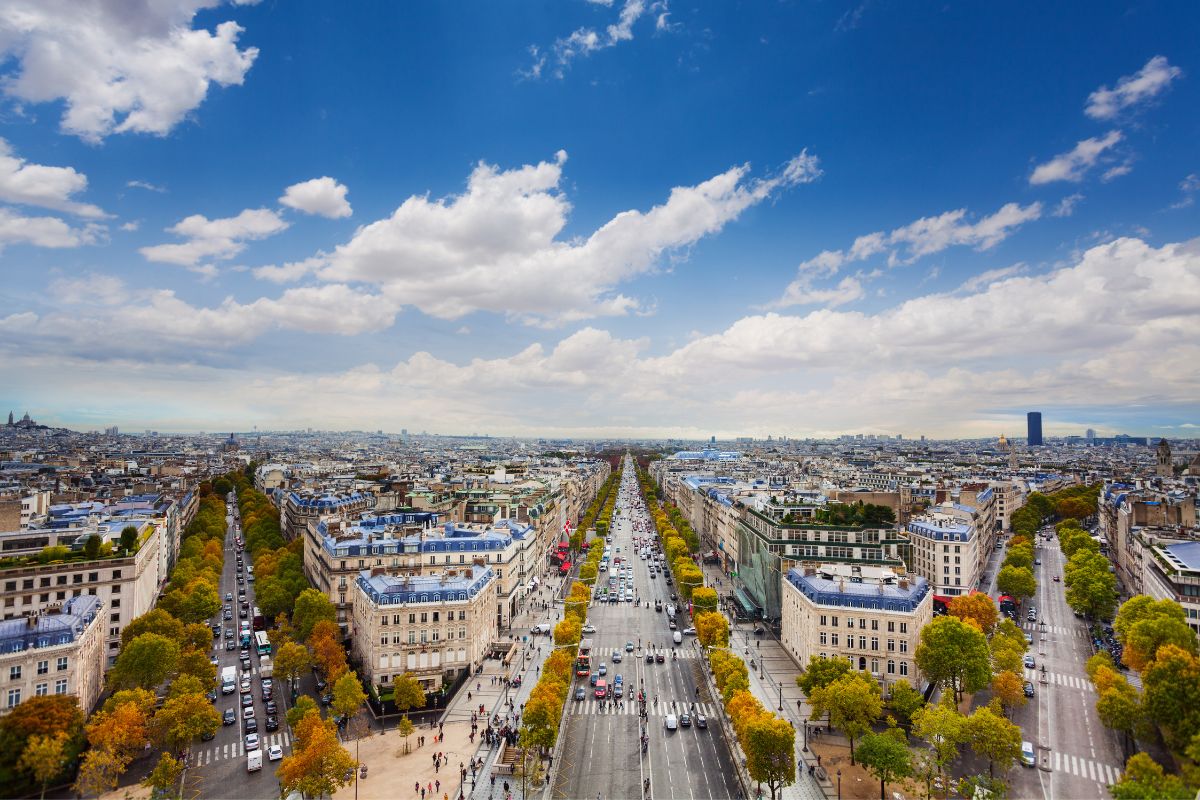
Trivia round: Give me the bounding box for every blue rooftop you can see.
[0,595,102,654]
[288,491,371,510]
[319,517,530,557]
[786,568,930,613]
[356,564,495,605]
[670,448,741,461]
[907,519,972,542]
[1160,541,1200,572]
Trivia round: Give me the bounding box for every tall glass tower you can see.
[1027,411,1043,446]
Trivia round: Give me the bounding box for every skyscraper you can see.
[1027,412,1043,446]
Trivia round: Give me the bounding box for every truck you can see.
[259,657,273,679]
[221,666,237,694]
[247,749,262,772]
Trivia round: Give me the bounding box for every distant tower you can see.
[6,411,11,426]
[998,434,1017,472]
[1027,412,1043,446]
[1156,438,1173,478]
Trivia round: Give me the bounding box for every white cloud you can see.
[120,221,141,232]
[1085,56,1183,121]
[1052,193,1083,217]
[1171,174,1200,210]
[529,0,667,78]
[319,149,820,325]
[126,180,166,193]
[0,208,102,249]
[774,275,864,309]
[0,139,105,218]
[0,0,259,141]
[279,177,352,219]
[1030,131,1123,185]
[140,207,288,272]
[774,200,1040,308]
[955,263,1027,293]
[252,256,327,284]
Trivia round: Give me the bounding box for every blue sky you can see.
[0,0,1197,439]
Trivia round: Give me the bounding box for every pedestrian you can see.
[436,779,440,793]
[421,789,426,800]
[491,775,496,788]
[416,781,421,795]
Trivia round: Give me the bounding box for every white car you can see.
[267,744,284,762]
[243,706,255,719]
[582,624,596,634]
[664,714,678,730]
[682,627,697,635]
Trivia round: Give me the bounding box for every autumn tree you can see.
[396,715,415,754]
[292,588,338,642]
[108,632,181,690]
[275,640,311,696]
[0,695,85,795]
[1064,550,1119,620]
[912,696,967,782]
[991,671,1027,717]
[694,611,730,648]
[810,673,882,763]
[856,731,912,800]
[1110,753,1193,800]
[287,695,319,730]
[915,616,991,702]
[120,609,185,648]
[18,732,70,800]
[86,698,150,763]
[311,631,348,682]
[965,704,1021,778]
[74,748,125,799]
[744,714,796,800]
[142,752,184,800]
[277,709,357,799]
[691,587,719,615]
[1142,644,1200,752]
[1114,596,1198,672]
[151,692,221,754]
[332,671,368,723]
[796,654,852,698]
[553,616,582,647]
[948,593,999,635]
[392,673,427,714]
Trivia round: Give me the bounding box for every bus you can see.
[576,638,594,677]
[998,595,1017,617]
[252,607,265,632]
[254,630,271,656]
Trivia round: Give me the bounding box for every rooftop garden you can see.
[779,501,896,527]
[0,525,145,570]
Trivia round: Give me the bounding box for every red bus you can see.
[559,560,572,575]
[998,595,1018,617]
[575,638,593,677]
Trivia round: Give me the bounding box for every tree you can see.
[396,715,415,754]
[87,699,151,764]
[167,674,205,699]
[1142,644,1200,752]
[965,704,1021,778]
[292,589,338,642]
[1096,681,1142,750]
[744,714,795,800]
[311,631,348,682]
[810,673,882,763]
[176,648,217,686]
[915,617,991,702]
[83,534,102,560]
[277,710,357,799]
[392,673,427,714]
[142,752,184,800]
[990,637,1025,676]
[948,593,999,635]
[332,671,368,723]
[692,586,719,615]
[73,747,126,799]
[287,695,319,730]
[996,565,1036,602]
[912,697,967,782]
[886,679,925,731]
[108,632,181,690]
[796,654,852,698]
[1110,753,1193,800]
[152,692,221,754]
[19,732,70,800]
[121,609,185,648]
[991,671,1027,717]
[1001,545,1033,571]
[1060,527,1100,560]
[856,731,912,800]
[695,611,730,648]
[553,616,582,647]
[119,525,140,554]
[1064,555,1118,621]
[1115,597,1197,672]
[275,640,311,694]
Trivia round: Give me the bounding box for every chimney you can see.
[899,578,909,590]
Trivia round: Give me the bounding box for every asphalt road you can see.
[185,494,296,799]
[554,458,740,800]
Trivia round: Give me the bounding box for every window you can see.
[831,633,839,647]
[56,575,67,586]
[3,582,12,592]
[57,657,68,671]
[433,612,439,622]
[870,637,879,651]
[408,613,416,624]
[381,616,389,626]
[871,659,879,674]
[111,570,122,580]
[871,619,879,631]
[899,623,907,634]
[6,689,19,708]
[54,680,67,695]
[37,660,47,675]
[887,660,895,674]
[88,572,98,582]
[819,615,827,627]
[9,666,20,680]
[35,683,48,697]
[408,631,416,644]
[899,662,909,676]
[420,613,428,623]
[110,598,120,608]
[40,577,50,588]
[819,632,827,646]
[458,611,466,621]
[858,636,867,650]
[887,621,895,633]
[899,641,908,653]
[380,636,388,645]
[887,639,895,652]
[831,617,838,628]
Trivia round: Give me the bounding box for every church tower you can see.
[6,411,12,426]
[1156,438,1173,478]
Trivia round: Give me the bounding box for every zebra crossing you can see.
[1023,668,1093,691]
[569,700,720,717]
[193,731,291,766]
[1021,622,1086,638]
[1051,750,1120,786]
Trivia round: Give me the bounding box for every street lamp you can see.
[836,769,842,800]
[801,717,808,752]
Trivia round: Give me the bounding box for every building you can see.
[1027,412,1043,447]
[349,564,498,694]
[282,489,374,541]
[1141,539,1200,636]
[905,503,981,597]
[781,564,931,691]
[0,595,105,714]
[1156,439,1173,478]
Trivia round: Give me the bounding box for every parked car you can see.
[266,715,279,731]
[223,708,237,725]
[1024,655,1036,669]
[1023,682,1035,698]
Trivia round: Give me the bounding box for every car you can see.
[655,601,663,612]
[241,658,251,671]
[680,713,692,727]
[1024,633,1033,644]
[1023,681,1035,698]
[265,700,277,715]
[668,620,677,630]
[245,733,260,751]
[582,624,596,634]
[223,708,237,725]
[589,672,599,686]
[1020,741,1035,767]
[201,728,215,741]
[645,652,654,663]
[575,687,586,701]
[752,626,765,635]
[224,610,233,620]
[241,692,253,707]
[598,663,607,676]
[664,714,678,730]
[1034,559,1041,566]
[248,574,255,582]
[206,689,218,703]
[243,705,255,720]
[212,625,221,638]
[268,744,284,762]
[241,677,251,691]
[1053,575,1061,582]
[682,627,697,636]
[625,641,635,652]
[315,678,328,692]
[262,687,273,702]
[244,717,258,734]
[696,714,708,729]
[266,715,279,731]
[655,653,665,663]
[320,693,333,706]
[225,592,233,601]
[612,650,622,663]
[1024,655,1036,669]
[649,571,656,579]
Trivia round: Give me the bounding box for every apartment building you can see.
[349,564,498,693]
[781,564,930,691]
[905,504,980,597]
[0,595,106,714]
[1141,538,1200,636]
[1099,483,1196,594]
[282,489,374,541]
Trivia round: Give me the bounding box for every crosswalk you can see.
[595,649,701,665]
[1021,622,1087,638]
[569,700,720,717]
[1023,668,1093,691]
[1051,750,1120,786]
[193,731,291,766]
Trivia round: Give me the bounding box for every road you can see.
[185,493,295,799]
[554,457,740,800]
[994,526,1125,800]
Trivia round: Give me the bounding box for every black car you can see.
[265,715,279,731]
[226,640,237,651]
[262,687,273,702]
[201,729,216,741]
[265,700,277,715]
[206,689,218,703]
[1023,681,1035,698]
[320,693,333,706]
[645,652,654,663]
[223,708,237,725]
[315,678,328,692]
[241,693,253,707]
[244,717,258,734]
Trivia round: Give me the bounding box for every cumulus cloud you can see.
[319,149,820,325]
[1030,131,1123,185]
[526,0,668,79]
[1085,56,1183,121]
[140,207,288,273]
[773,275,864,309]
[0,208,103,249]
[0,139,106,218]
[279,177,352,219]
[774,200,1040,308]
[0,0,259,141]
[1052,193,1084,217]
[253,256,327,284]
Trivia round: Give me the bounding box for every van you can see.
[673,631,683,645]
[247,749,263,772]
[530,623,552,635]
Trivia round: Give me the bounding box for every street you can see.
[553,459,740,800]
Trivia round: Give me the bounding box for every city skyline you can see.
[0,2,1197,438]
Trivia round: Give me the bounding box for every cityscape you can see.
[0,3,1198,800]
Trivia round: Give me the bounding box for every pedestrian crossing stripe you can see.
[1022,669,1093,691]
[1021,622,1087,637]
[568,701,718,717]
[1050,751,1120,785]
[194,731,291,766]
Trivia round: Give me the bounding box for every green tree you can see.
[810,673,882,763]
[18,732,70,800]
[796,654,853,698]
[177,578,221,624]
[912,697,967,782]
[292,588,338,642]
[83,534,102,560]
[176,648,217,686]
[391,673,426,714]
[275,640,311,695]
[108,632,181,690]
[150,692,221,754]
[1141,644,1200,752]
[691,587,719,615]
[1001,544,1033,571]
[332,671,368,722]
[1064,552,1118,621]
[965,704,1021,778]
[38,546,70,563]
[287,695,319,730]
[119,526,140,554]
[915,616,992,702]
[744,714,796,800]
[856,731,913,800]
[396,715,415,754]
[996,565,1037,602]
[1110,753,1193,800]
[887,680,925,731]
[142,752,184,800]
[1114,596,1197,672]
[1096,680,1142,750]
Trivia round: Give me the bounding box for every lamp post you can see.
[801,717,808,752]
[836,769,842,800]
